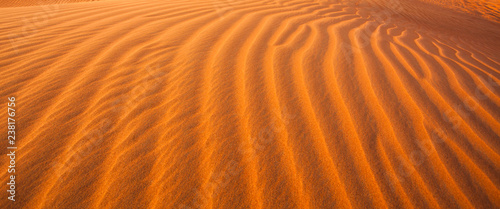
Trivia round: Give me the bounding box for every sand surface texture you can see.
[0,0,499,208]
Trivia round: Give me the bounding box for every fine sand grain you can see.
[0,0,499,208]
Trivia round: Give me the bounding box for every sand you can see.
[0,0,499,208]
[0,0,102,7]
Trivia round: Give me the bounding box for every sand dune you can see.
[417,0,500,22]
[0,0,499,208]
[0,0,101,7]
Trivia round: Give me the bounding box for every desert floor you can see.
[0,0,499,208]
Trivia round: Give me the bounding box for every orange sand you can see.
[0,0,499,208]
[0,0,103,7]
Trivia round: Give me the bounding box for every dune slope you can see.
[0,0,499,208]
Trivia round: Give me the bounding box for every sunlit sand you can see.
[0,0,499,208]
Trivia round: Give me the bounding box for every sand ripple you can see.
[0,0,499,208]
